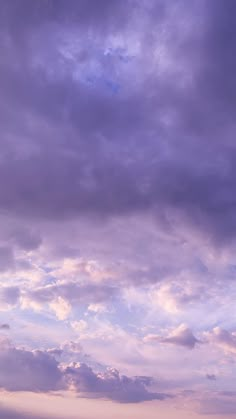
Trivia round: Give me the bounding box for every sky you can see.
[0,0,236,417]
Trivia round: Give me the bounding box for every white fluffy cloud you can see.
[71,320,88,333]
[49,297,72,320]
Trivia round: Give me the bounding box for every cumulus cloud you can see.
[0,339,63,392]
[49,296,72,320]
[151,280,206,313]
[87,303,108,314]
[64,363,170,403]
[0,337,168,403]
[144,324,201,349]
[71,320,88,333]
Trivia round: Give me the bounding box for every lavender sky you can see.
[0,0,236,417]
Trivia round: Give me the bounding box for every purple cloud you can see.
[9,228,42,251]
[0,340,63,392]
[64,363,170,403]
[206,374,216,381]
[0,337,169,403]
[0,286,20,310]
[0,407,46,419]
[0,324,10,330]
[144,325,201,349]
[0,0,236,416]
[0,247,15,272]
[205,327,236,354]
[25,282,118,309]
[0,0,235,243]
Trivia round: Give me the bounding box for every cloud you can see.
[205,327,236,354]
[0,0,236,245]
[0,338,63,392]
[198,393,236,415]
[71,320,88,333]
[0,324,10,330]
[87,303,108,314]
[0,0,236,414]
[23,282,118,314]
[0,406,47,419]
[9,228,42,251]
[64,363,170,403]
[0,286,20,311]
[0,336,168,403]
[206,373,216,381]
[144,324,201,349]
[49,296,72,320]
[151,280,206,313]
[0,247,15,272]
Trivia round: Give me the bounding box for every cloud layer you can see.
[0,0,235,243]
[0,1,236,418]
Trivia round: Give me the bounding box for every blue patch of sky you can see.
[81,45,133,94]
[84,74,121,95]
[11,309,74,349]
[104,47,133,63]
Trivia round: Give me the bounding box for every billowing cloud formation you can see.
[0,337,167,403]
[65,363,169,403]
[0,338,62,392]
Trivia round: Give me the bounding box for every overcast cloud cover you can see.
[0,0,236,417]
